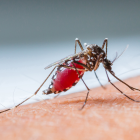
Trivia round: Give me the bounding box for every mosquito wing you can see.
[44,51,85,69]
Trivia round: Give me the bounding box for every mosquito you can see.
[0,38,140,113]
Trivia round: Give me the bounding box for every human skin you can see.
[0,76,140,140]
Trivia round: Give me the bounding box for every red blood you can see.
[53,59,86,92]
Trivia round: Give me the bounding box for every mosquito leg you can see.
[94,55,101,71]
[75,38,84,54]
[0,66,56,114]
[105,70,140,102]
[72,62,90,110]
[73,61,90,71]
[74,61,105,89]
[94,71,106,89]
[102,38,108,58]
[109,71,140,92]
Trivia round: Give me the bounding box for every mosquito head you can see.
[102,58,115,74]
[103,58,112,70]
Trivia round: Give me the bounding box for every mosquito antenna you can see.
[111,52,118,64]
[94,71,106,89]
[112,45,129,64]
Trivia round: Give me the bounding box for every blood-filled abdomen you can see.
[52,59,86,93]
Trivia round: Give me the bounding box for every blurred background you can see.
[0,0,140,109]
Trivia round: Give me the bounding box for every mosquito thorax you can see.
[86,44,105,58]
